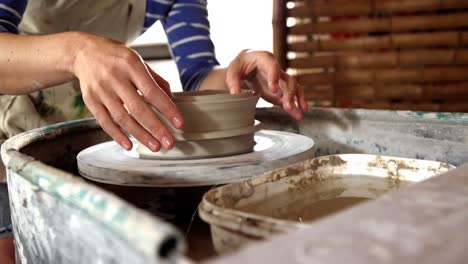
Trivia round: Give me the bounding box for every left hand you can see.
[226,50,307,120]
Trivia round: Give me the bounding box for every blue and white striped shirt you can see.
[0,0,219,91]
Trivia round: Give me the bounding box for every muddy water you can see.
[242,195,370,222]
[283,196,369,222]
[240,175,410,223]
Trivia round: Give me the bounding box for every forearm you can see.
[0,32,83,95]
[198,67,228,91]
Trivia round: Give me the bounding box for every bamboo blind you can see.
[273,0,468,112]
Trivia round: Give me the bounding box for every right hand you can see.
[72,33,184,152]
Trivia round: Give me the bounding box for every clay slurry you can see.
[239,175,413,223]
[243,195,370,222]
[287,197,370,222]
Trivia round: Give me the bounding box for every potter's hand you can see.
[226,50,307,120]
[73,33,184,152]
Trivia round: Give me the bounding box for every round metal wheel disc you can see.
[77,130,315,187]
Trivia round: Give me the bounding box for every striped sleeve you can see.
[144,0,173,32]
[0,0,27,33]
[160,0,220,91]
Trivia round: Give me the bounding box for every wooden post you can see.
[273,0,288,70]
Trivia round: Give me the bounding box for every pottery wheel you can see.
[77,130,315,187]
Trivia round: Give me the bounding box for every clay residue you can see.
[367,156,413,180]
[367,156,453,185]
[434,162,454,174]
[309,155,348,171]
[208,181,255,208]
[262,162,311,184]
[287,172,338,193]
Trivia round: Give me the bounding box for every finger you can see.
[284,72,303,110]
[85,97,133,151]
[111,82,175,151]
[297,83,308,112]
[279,72,295,110]
[254,51,281,94]
[261,90,283,106]
[131,62,184,129]
[226,60,243,94]
[266,62,280,94]
[104,95,165,152]
[246,77,282,106]
[145,62,172,97]
[268,79,279,94]
[281,73,303,120]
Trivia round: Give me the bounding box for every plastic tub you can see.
[199,154,454,253]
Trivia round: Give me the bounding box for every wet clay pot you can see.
[168,90,259,134]
[137,90,260,159]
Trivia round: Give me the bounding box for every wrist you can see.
[198,67,229,91]
[62,32,92,77]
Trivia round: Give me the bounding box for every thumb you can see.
[226,61,243,94]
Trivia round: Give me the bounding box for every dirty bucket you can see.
[199,154,454,253]
[0,119,187,264]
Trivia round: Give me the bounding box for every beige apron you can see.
[0,0,146,181]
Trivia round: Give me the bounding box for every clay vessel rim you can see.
[173,90,257,103]
[174,95,259,109]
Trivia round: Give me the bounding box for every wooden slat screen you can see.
[273,0,468,112]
